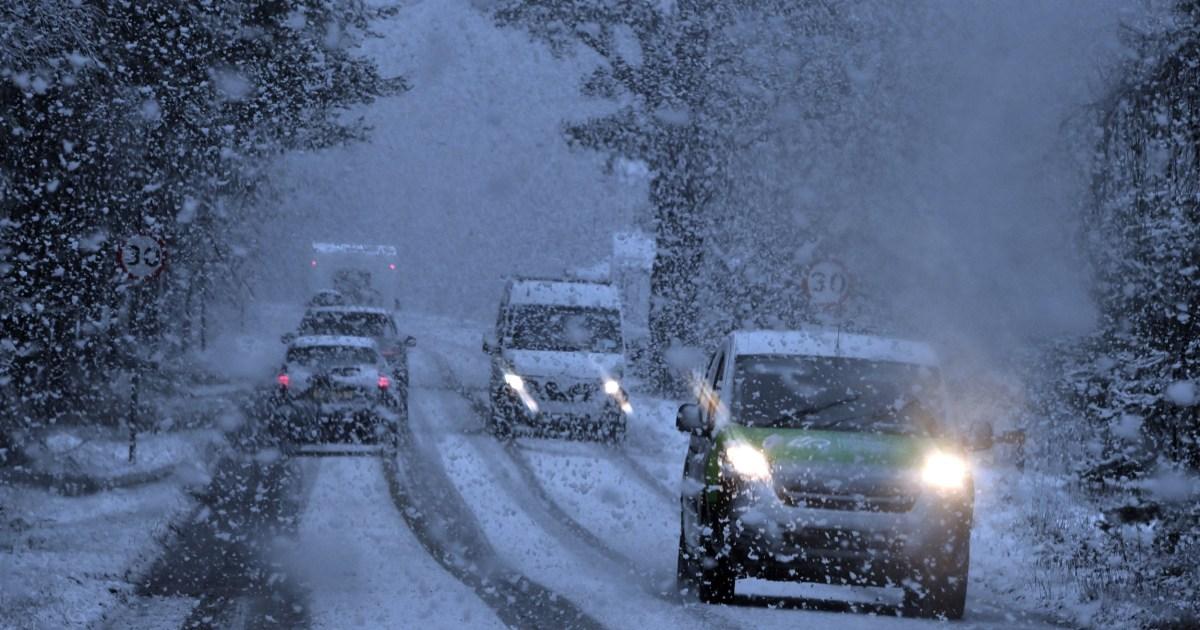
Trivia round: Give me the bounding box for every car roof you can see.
[290,335,379,349]
[507,279,620,309]
[305,305,391,316]
[729,328,938,366]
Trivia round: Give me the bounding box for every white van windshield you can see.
[504,305,622,353]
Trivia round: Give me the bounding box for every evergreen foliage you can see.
[0,0,404,424]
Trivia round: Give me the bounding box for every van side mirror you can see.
[280,333,296,345]
[482,334,499,356]
[676,403,706,435]
[404,336,417,348]
[968,421,995,451]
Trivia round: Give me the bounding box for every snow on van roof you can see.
[291,335,378,349]
[311,242,398,256]
[508,279,620,308]
[731,329,938,366]
[306,305,392,315]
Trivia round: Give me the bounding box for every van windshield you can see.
[504,305,622,353]
[730,355,943,436]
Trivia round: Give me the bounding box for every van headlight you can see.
[921,451,969,490]
[503,373,525,392]
[725,443,771,481]
[602,378,621,395]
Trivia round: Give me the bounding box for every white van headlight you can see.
[725,443,771,481]
[503,373,525,392]
[603,378,621,395]
[921,451,969,490]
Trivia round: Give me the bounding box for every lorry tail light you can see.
[378,375,390,389]
[277,374,290,388]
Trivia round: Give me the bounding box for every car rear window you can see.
[287,346,378,366]
[299,311,391,337]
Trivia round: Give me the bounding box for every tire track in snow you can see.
[295,456,502,629]
[134,450,313,630]
[421,349,740,630]
[476,426,742,630]
[424,349,671,572]
[607,447,676,503]
[381,419,603,630]
[115,386,315,630]
[425,348,679,505]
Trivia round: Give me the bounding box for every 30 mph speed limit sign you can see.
[118,235,166,281]
[805,260,850,307]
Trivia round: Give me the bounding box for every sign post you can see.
[118,235,166,464]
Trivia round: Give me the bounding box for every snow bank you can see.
[0,430,223,629]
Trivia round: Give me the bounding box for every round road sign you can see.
[118,235,166,280]
[805,260,850,307]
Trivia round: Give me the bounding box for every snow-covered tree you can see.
[495,0,918,388]
[0,0,403,427]
[1084,0,1200,470]
[495,1,741,389]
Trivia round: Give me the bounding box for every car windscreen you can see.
[298,311,391,337]
[287,345,378,367]
[504,305,622,353]
[730,354,943,436]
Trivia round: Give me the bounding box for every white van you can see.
[482,278,632,441]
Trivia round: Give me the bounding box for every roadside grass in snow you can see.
[0,431,220,629]
[1003,465,1200,628]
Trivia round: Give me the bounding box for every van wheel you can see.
[603,421,626,444]
[676,532,700,595]
[487,403,513,440]
[381,430,400,458]
[904,545,969,619]
[696,552,735,604]
[678,531,734,603]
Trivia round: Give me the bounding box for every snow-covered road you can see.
[94,310,1061,629]
[291,457,502,629]
[403,325,1054,629]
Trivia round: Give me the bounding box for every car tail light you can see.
[388,263,396,270]
[378,375,390,389]
[310,259,317,267]
[277,373,290,388]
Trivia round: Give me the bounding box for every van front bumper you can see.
[503,396,625,428]
[720,483,972,586]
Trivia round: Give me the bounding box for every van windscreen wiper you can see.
[773,395,861,427]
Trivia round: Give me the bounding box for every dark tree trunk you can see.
[647,137,714,393]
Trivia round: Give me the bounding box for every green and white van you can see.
[675,329,988,619]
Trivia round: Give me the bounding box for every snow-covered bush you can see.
[1085,0,1200,472]
[1016,6,1200,617]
